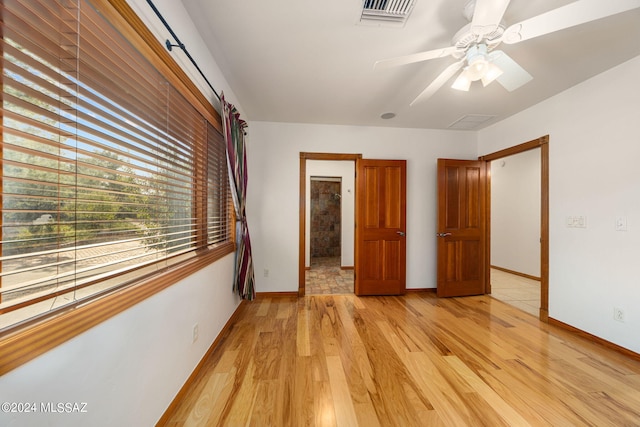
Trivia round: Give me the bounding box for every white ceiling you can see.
[182,0,640,130]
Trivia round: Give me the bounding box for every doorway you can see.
[306,176,353,294]
[488,149,541,316]
[479,136,549,321]
[299,153,361,296]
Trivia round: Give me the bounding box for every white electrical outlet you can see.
[613,308,625,323]
[615,216,628,231]
[264,268,269,277]
[192,323,199,343]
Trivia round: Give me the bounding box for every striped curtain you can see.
[221,94,255,300]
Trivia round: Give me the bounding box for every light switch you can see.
[566,216,574,227]
[566,215,587,228]
[615,216,627,231]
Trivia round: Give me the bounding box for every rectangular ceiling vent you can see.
[448,115,496,130]
[360,0,417,26]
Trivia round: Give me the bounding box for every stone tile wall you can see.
[310,180,341,258]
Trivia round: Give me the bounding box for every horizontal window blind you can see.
[1,0,231,331]
[207,124,232,247]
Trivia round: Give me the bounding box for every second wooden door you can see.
[436,159,487,297]
[355,159,406,295]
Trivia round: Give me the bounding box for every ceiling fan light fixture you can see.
[481,62,503,87]
[467,57,488,81]
[464,43,490,81]
[453,43,503,91]
[451,69,472,91]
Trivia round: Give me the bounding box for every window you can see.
[206,124,232,247]
[0,0,233,371]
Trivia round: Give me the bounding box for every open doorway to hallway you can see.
[487,148,542,316]
[306,177,354,295]
[299,155,358,296]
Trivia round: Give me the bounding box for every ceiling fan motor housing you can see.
[452,22,505,56]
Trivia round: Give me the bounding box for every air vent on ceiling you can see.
[448,114,496,130]
[360,0,417,26]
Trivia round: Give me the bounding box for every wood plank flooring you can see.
[163,293,640,426]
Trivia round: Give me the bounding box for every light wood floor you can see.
[163,293,640,426]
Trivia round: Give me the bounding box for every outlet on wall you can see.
[613,307,625,323]
[192,323,199,343]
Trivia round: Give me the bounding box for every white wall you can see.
[247,122,477,292]
[491,149,541,277]
[0,1,243,426]
[479,54,640,354]
[306,161,355,268]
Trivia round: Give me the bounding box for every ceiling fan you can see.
[374,0,640,106]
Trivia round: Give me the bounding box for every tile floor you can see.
[490,268,541,317]
[305,256,354,295]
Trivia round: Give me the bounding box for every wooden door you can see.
[355,159,406,295]
[437,159,487,297]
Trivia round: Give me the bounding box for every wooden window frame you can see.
[0,0,234,375]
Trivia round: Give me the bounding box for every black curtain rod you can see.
[145,0,221,102]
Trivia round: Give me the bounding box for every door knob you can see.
[397,231,406,236]
[436,232,452,237]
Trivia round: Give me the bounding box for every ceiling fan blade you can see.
[471,0,511,36]
[410,60,465,106]
[374,46,459,69]
[503,0,640,44]
[489,51,533,91]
